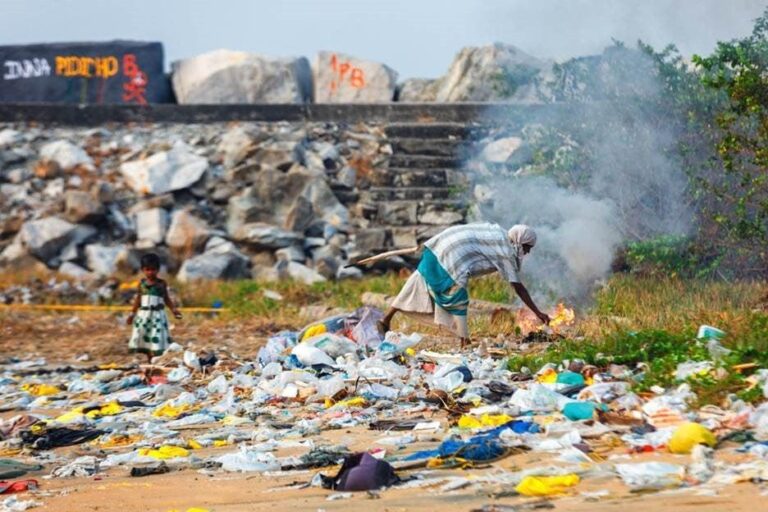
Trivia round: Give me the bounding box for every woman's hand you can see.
[536,312,551,325]
[172,309,183,320]
[126,314,135,326]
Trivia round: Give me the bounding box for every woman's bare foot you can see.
[460,337,472,350]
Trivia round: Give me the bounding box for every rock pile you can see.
[0,120,486,283]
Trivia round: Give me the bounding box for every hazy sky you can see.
[3,0,766,79]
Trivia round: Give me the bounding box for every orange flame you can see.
[514,302,575,335]
[549,303,575,329]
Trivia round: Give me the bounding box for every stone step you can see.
[389,137,465,157]
[385,122,470,139]
[374,199,468,227]
[388,154,463,169]
[371,167,470,187]
[353,224,467,254]
[365,186,454,201]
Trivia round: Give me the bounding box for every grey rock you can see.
[337,166,357,189]
[337,265,363,280]
[313,51,398,103]
[177,242,250,282]
[480,137,524,163]
[0,129,22,147]
[218,126,254,168]
[354,228,387,252]
[58,261,96,281]
[165,210,211,252]
[5,168,31,184]
[233,222,302,249]
[275,245,306,263]
[135,207,169,245]
[378,202,417,225]
[120,142,208,196]
[277,260,326,285]
[39,140,94,170]
[398,78,439,102]
[18,217,96,262]
[64,190,105,224]
[226,167,348,236]
[418,205,464,225]
[85,244,129,276]
[433,43,548,102]
[172,50,312,104]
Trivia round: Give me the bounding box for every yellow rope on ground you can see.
[0,304,227,313]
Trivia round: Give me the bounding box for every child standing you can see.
[127,253,182,361]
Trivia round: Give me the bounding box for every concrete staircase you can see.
[352,122,477,257]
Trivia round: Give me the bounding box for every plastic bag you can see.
[668,422,716,454]
[509,383,574,413]
[291,344,336,367]
[615,462,684,490]
[515,474,580,496]
[302,333,358,359]
[216,447,280,472]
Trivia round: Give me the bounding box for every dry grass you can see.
[580,275,767,342]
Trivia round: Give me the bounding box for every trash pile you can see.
[1,316,768,510]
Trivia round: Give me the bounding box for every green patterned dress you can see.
[128,279,171,356]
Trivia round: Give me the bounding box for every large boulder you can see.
[64,190,105,224]
[165,210,211,252]
[85,244,129,276]
[431,43,548,102]
[39,140,94,171]
[227,167,349,235]
[172,50,312,104]
[135,207,169,246]
[18,217,95,262]
[545,45,660,102]
[120,142,208,196]
[313,51,398,103]
[397,78,439,102]
[177,237,250,282]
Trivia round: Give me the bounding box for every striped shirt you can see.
[423,223,520,288]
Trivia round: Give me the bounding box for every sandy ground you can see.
[1,311,766,512]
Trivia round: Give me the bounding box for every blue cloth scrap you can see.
[402,420,537,461]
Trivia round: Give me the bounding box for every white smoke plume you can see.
[470,53,692,304]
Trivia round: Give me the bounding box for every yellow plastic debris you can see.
[52,409,85,424]
[138,445,189,460]
[98,434,140,448]
[301,323,327,341]
[515,474,580,496]
[536,369,558,384]
[167,508,209,512]
[187,439,203,450]
[330,397,367,408]
[458,414,513,429]
[405,348,416,357]
[668,422,717,454]
[153,403,190,418]
[85,401,123,419]
[21,383,60,396]
[213,440,229,447]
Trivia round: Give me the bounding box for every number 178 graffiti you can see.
[329,54,365,92]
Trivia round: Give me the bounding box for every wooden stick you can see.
[344,246,419,267]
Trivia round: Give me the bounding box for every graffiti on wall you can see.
[329,53,366,93]
[0,42,170,104]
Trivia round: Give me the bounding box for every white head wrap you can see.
[507,224,537,264]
